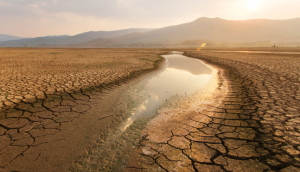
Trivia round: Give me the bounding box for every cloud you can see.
[1,0,206,20]
[0,0,299,37]
[118,0,129,7]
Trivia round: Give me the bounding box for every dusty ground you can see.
[125,48,300,172]
[0,48,167,172]
[2,47,300,172]
[0,48,165,109]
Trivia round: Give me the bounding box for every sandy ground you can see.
[0,48,167,172]
[124,48,300,172]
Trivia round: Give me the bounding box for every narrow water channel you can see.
[121,51,213,131]
[81,52,215,171]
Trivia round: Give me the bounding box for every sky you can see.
[1,0,299,37]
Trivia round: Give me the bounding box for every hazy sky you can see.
[1,0,299,37]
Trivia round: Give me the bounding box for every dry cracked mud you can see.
[1,48,300,172]
[124,48,300,172]
[0,48,167,172]
[0,48,165,110]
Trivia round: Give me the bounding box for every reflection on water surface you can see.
[121,52,213,131]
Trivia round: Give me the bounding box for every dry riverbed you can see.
[0,48,165,109]
[124,48,300,171]
[1,47,300,172]
[0,48,167,171]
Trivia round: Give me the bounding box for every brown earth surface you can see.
[0,48,166,109]
[2,47,300,172]
[0,48,167,172]
[125,48,300,172]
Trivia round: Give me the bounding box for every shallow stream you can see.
[121,51,212,131]
[82,51,214,171]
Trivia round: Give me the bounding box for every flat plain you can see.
[0,48,165,109]
[1,47,300,172]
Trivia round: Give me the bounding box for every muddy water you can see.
[121,51,212,131]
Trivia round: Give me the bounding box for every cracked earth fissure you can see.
[0,55,165,171]
[124,51,300,172]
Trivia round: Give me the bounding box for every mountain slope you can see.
[118,17,300,43]
[0,34,23,42]
[0,28,153,47]
[77,17,300,47]
[1,18,300,47]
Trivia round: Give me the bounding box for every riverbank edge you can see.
[0,53,167,172]
[0,53,166,112]
[67,55,168,171]
[184,51,300,171]
[123,51,268,171]
[123,52,231,171]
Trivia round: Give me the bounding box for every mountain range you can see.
[1,17,300,47]
[0,28,153,47]
[0,34,24,42]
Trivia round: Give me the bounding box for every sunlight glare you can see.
[197,43,206,51]
[246,0,261,11]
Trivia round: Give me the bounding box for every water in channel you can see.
[90,52,214,171]
[121,51,213,131]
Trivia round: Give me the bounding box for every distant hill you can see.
[1,18,300,47]
[75,17,300,47]
[0,28,153,47]
[0,34,23,42]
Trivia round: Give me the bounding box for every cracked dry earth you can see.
[125,49,300,172]
[0,48,166,172]
[0,48,163,109]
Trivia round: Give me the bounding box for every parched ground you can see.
[0,48,164,109]
[2,47,300,172]
[0,48,166,172]
[125,48,300,172]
